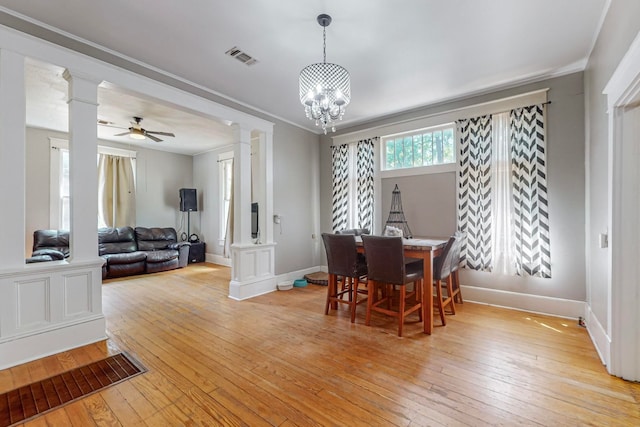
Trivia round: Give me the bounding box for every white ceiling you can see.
[2,1,609,155]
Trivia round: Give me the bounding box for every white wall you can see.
[25,126,194,255]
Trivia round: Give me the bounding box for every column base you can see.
[229,242,276,300]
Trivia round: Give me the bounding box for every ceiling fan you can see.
[112,116,175,142]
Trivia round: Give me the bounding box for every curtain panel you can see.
[331,138,377,233]
[457,115,493,271]
[97,154,136,228]
[357,138,376,232]
[510,104,551,278]
[331,144,349,232]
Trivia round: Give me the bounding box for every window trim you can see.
[49,138,137,230]
[218,151,233,245]
[49,138,68,230]
[380,122,457,178]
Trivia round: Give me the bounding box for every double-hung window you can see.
[49,138,137,230]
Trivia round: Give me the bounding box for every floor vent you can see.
[0,352,146,427]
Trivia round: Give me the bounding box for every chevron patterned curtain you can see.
[331,144,349,232]
[457,115,493,271]
[357,138,376,232]
[510,105,551,278]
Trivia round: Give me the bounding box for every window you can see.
[219,152,233,243]
[49,138,136,230]
[49,140,70,230]
[382,123,455,171]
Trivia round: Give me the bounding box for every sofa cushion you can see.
[144,250,178,264]
[135,227,178,251]
[108,261,146,278]
[31,248,66,260]
[102,251,147,265]
[99,227,138,255]
[146,258,179,274]
[32,229,70,258]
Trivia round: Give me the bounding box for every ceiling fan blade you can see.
[145,133,163,142]
[146,131,175,137]
[97,119,127,129]
[114,131,132,136]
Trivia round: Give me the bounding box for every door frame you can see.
[604,30,640,381]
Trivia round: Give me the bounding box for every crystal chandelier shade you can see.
[299,14,351,134]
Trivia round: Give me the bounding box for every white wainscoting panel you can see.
[64,271,93,318]
[16,277,50,330]
[0,260,105,369]
[229,242,276,300]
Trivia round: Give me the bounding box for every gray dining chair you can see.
[361,235,423,337]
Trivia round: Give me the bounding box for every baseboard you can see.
[228,275,277,301]
[585,304,610,367]
[0,315,107,370]
[275,265,325,287]
[207,253,231,267]
[461,285,585,319]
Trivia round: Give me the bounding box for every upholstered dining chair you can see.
[432,235,457,326]
[449,231,464,304]
[321,233,368,323]
[335,228,370,236]
[361,235,423,337]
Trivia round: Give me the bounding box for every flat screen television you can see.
[251,202,258,238]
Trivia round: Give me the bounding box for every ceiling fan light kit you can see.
[299,14,350,134]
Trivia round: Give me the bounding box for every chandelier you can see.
[299,14,351,134]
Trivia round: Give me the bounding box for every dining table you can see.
[356,236,448,335]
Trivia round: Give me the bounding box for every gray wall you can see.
[321,72,586,301]
[25,127,193,255]
[272,119,321,275]
[381,173,457,238]
[193,147,226,257]
[585,1,640,329]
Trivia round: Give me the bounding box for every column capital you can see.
[63,68,101,105]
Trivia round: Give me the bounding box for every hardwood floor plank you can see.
[2,263,638,426]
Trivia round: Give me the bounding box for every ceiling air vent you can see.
[225,46,258,66]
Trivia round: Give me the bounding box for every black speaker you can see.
[179,188,197,212]
[188,242,205,263]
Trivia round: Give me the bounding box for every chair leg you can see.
[416,279,423,322]
[453,271,463,304]
[398,285,406,337]
[365,279,375,326]
[434,279,446,326]
[325,274,335,315]
[446,275,456,315]
[350,278,359,323]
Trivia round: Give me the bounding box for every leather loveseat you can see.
[29,226,190,279]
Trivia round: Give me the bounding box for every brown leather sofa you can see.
[29,226,190,279]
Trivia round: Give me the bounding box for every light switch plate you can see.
[599,233,608,248]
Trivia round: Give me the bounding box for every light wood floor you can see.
[2,263,639,426]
